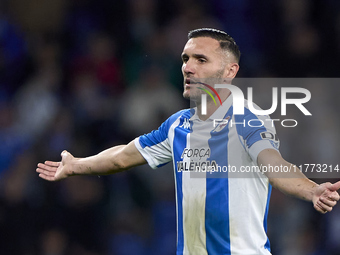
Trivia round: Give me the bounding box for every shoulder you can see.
[170,108,191,120]
[138,108,190,146]
[234,99,271,120]
[164,108,191,128]
[233,99,278,138]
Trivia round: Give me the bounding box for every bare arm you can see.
[258,149,340,213]
[36,141,147,181]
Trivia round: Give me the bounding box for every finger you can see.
[320,196,337,207]
[327,192,340,202]
[61,150,70,158]
[314,203,327,214]
[317,201,333,213]
[36,167,56,177]
[329,181,340,192]
[44,161,60,167]
[38,173,56,182]
[37,162,59,172]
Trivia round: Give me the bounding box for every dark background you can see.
[1,0,340,254]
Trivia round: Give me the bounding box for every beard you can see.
[183,68,226,103]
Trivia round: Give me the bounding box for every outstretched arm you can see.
[258,149,340,214]
[36,141,147,181]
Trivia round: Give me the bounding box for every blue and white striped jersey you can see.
[134,95,279,255]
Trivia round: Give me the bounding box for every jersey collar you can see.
[189,94,233,121]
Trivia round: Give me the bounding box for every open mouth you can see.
[185,78,199,85]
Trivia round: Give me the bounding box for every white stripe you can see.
[182,122,209,255]
[168,116,182,249]
[228,123,271,255]
[134,138,171,169]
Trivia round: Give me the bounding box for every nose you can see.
[182,60,195,76]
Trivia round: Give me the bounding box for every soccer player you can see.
[37,28,340,255]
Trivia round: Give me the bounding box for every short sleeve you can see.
[134,110,186,169]
[134,134,172,169]
[235,107,280,164]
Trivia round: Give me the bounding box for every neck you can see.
[196,89,231,120]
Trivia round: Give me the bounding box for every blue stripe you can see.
[234,108,269,149]
[173,112,191,255]
[205,111,232,255]
[139,110,188,148]
[263,184,272,252]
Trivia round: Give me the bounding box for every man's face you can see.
[181,37,227,100]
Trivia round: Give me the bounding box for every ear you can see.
[224,62,239,79]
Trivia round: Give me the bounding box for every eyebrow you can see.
[181,53,188,59]
[181,53,208,60]
[193,54,208,59]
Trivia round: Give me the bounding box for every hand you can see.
[36,150,74,181]
[312,181,340,214]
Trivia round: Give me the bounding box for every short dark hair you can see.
[188,28,241,63]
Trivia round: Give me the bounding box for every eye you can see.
[198,58,206,63]
[182,56,189,63]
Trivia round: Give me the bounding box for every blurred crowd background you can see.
[1,0,340,254]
